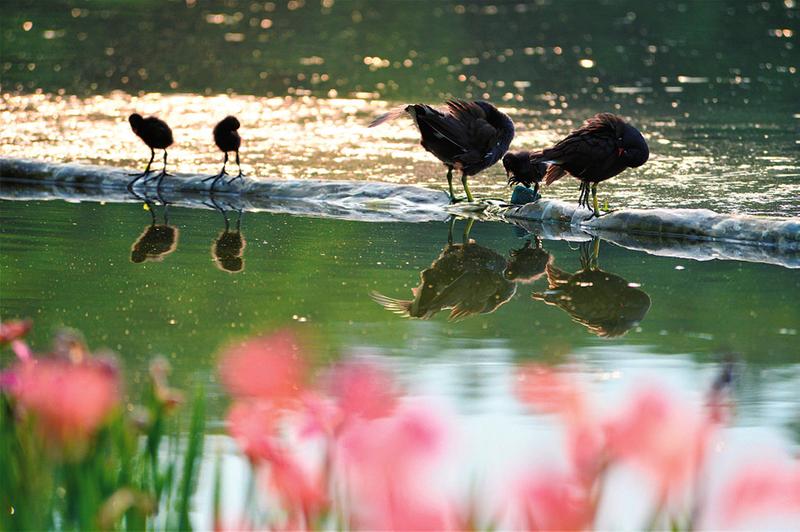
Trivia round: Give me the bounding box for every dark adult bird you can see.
[203,116,244,191]
[369,100,515,203]
[527,113,649,218]
[127,113,174,192]
[503,152,548,196]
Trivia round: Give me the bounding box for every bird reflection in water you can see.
[504,237,553,284]
[531,238,651,337]
[372,217,517,320]
[130,191,179,264]
[204,197,246,273]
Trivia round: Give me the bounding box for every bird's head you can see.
[618,123,649,168]
[502,151,526,178]
[128,113,144,129]
[219,115,241,131]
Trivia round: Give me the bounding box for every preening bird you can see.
[127,113,174,192]
[502,151,548,196]
[526,113,649,217]
[203,116,244,191]
[369,100,515,203]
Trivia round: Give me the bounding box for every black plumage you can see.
[203,116,244,191]
[528,113,649,217]
[127,113,174,192]
[369,100,515,203]
[502,151,549,195]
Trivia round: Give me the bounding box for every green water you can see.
[1,200,798,435]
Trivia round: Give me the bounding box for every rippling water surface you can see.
[2,0,798,215]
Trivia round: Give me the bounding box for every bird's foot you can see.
[226,174,245,185]
[449,196,467,204]
[202,172,226,183]
[128,170,152,178]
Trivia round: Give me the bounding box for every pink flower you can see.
[12,357,120,444]
[0,319,32,343]
[718,459,800,526]
[604,387,713,496]
[338,405,450,530]
[515,469,594,531]
[327,359,398,423]
[515,365,586,420]
[227,400,327,520]
[219,330,306,403]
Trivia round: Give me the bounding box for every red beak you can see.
[617,147,625,157]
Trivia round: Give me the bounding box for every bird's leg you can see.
[447,215,456,245]
[446,166,459,203]
[590,183,600,218]
[127,148,155,189]
[461,172,475,203]
[203,152,228,191]
[462,217,475,242]
[227,151,245,184]
[577,182,587,209]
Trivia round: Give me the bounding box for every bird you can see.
[531,240,650,337]
[503,238,553,284]
[203,116,244,191]
[369,99,515,203]
[371,218,515,320]
[502,152,549,196]
[129,194,179,264]
[127,113,174,192]
[204,197,246,273]
[525,113,649,218]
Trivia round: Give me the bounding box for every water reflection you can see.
[129,192,179,264]
[531,239,651,337]
[205,198,246,273]
[372,218,516,320]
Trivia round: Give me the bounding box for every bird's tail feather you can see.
[543,165,567,185]
[369,107,410,128]
[370,291,413,317]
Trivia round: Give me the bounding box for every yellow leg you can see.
[461,173,474,203]
[591,183,599,217]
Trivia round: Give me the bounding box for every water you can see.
[1,0,798,215]
[1,200,798,428]
[1,0,799,525]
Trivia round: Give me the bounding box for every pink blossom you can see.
[227,400,327,520]
[0,319,32,343]
[719,459,800,526]
[604,387,713,495]
[515,365,586,420]
[337,405,450,530]
[219,330,306,403]
[327,359,398,423]
[515,469,594,531]
[12,357,120,444]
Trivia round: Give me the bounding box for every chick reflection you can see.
[205,198,246,273]
[130,192,178,263]
[532,239,650,337]
[504,238,553,284]
[372,218,516,321]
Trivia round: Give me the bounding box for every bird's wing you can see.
[533,115,621,182]
[445,100,503,165]
[144,117,174,146]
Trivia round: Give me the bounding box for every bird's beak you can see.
[617,147,625,157]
